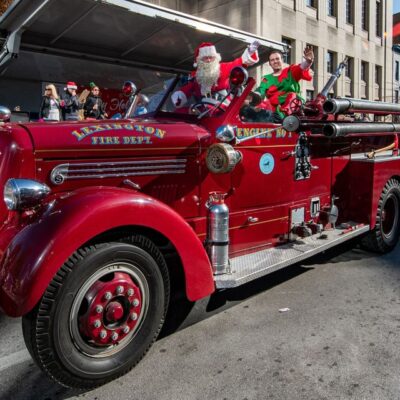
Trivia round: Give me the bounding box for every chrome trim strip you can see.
[50,159,187,184]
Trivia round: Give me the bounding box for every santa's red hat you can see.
[194,42,220,67]
[66,81,77,90]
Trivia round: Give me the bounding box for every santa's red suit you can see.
[172,42,259,108]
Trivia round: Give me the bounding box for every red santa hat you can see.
[194,42,220,67]
[66,81,77,90]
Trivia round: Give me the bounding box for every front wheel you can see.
[22,237,169,389]
[361,179,400,253]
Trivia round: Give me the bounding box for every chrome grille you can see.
[50,159,187,185]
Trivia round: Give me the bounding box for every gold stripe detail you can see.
[196,216,288,237]
[35,147,199,153]
[235,145,294,149]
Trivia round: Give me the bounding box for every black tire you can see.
[22,235,169,389]
[361,179,400,253]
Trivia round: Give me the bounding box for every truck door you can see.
[228,120,332,255]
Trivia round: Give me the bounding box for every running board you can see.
[215,225,369,289]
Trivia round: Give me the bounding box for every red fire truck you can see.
[1,0,400,391]
[0,60,399,388]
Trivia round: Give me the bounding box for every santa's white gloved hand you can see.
[248,40,260,54]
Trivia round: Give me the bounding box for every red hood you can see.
[21,118,210,159]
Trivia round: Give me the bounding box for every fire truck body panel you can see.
[0,186,215,317]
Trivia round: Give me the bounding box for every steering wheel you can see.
[289,97,304,115]
[190,97,226,117]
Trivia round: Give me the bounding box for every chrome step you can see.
[215,224,370,289]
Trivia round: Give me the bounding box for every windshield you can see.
[125,72,232,119]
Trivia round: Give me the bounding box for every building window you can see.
[327,0,335,17]
[306,90,314,101]
[395,61,399,81]
[376,0,382,37]
[306,43,317,88]
[395,90,399,103]
[326,51,334,74]
[345,57,353,97]
[345,57,353,78]
[306,0,316,7]
[281,37,292,65]
[346,0,353,24]
[374,65,382,100]
[375,65,381,84]
[361,0,369,31]
[361,61,368,81]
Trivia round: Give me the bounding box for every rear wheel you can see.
[22,236,169,389]
[361,179,400,253]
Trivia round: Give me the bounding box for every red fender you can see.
[0,187,215,316]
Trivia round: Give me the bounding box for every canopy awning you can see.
[0,0,286,76]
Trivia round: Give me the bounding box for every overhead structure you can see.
[0,0,286,81]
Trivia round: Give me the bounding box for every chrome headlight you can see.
[4,179,51,211]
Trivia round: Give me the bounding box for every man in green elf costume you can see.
[255,46,314,118]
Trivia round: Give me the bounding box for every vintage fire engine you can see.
[0,59,399,388]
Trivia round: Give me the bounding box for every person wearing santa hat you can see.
[60,81,83,121]
[171,41,260,110]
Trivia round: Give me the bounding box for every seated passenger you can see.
[255,46,314,118]
[171,41,260,111]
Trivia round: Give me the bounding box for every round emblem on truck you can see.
[259,153,274,174]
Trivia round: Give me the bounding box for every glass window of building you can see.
[395,90,399,104]
[376,0,382,37]
[361,61,368,82]
[306,0,316,7]
[361,0,369,31]
[344,57,353,97]
[375,65,381,84]
[346,0,353,24]
[327,0,335,16]
[306,90,314,101]
[326,51,334,74]
[281,37,292,65]
[345,57,354,79]
[395,61,399,81]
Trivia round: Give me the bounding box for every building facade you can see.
[147,0,394,102]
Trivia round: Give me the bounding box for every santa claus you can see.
[171,41,260,109]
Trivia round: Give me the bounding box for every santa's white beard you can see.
[195,59,221,96]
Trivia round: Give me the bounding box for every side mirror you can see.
[122,81,137,97]
[0,106,11,122]
[216,125,236,142]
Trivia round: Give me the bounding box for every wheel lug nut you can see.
[93,319,101,328]
[111,332,119,341]
[95,305,103,314]
[127,288,134,296]
[99,330,107,339]
[131,298,140,307]
[123,326,130,334]
[104,291,112,300]
[130,312,138,321]
[116,285,124,295]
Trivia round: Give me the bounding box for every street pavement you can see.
[1,242,400,400]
